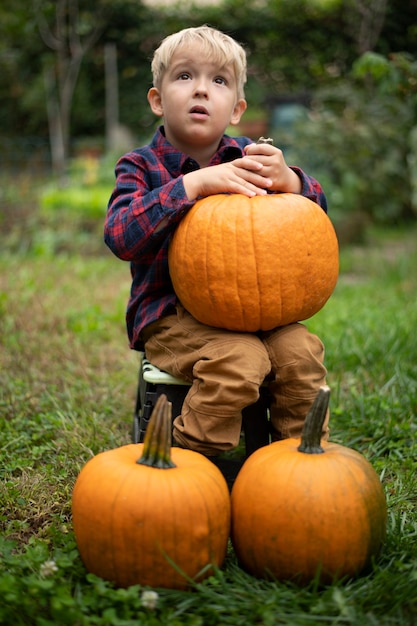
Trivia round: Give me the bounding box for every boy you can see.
[105,25,329,463]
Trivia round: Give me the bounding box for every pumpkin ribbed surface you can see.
[231,441,387,583]
[72,445,230,589]
[168,193,339,331]
[230,388,387,584]
[72,396,231,590]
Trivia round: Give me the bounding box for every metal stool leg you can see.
[242,387,271,457]
[133,354,189,443]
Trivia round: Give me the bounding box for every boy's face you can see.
[147,42,246,157]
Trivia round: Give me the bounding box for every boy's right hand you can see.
[183,156,273,201]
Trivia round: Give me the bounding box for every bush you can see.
[34,154,117,256]
[40,155,115,220]
[291,52,417,227]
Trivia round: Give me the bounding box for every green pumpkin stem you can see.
[297,385,330,455]
[137,394,176,469]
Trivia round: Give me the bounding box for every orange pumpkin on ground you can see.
[168,193,339,332]
[230,387,387,584]
[72,395,231,589]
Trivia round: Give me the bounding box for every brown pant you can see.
[142,304,329,456]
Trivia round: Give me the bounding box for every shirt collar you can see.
[150,125,246,176]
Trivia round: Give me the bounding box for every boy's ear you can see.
[229,98,247,126]
[147,87,163,117]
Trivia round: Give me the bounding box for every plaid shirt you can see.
[105,126,328,350]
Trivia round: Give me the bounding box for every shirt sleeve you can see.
[104,151,194,261]
[290,166,328,213]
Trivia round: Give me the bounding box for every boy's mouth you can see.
[190,106,209,118]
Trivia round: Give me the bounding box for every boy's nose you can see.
[194,79,209,97]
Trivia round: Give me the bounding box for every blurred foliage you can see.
[288,51,417,225]
[2,0,417,143]
[40,155,113,220]
[1,0,417,227]
[0,153,117,257]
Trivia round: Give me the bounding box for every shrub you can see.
[291,52,417,226]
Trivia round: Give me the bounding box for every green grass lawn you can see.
[1,224,417,625]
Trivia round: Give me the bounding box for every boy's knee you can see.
[268,323,324,362]
[262,323,326,388]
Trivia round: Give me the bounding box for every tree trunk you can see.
[43,65,66,181]
[105,42,120,153]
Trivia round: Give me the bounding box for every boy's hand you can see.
[183,156,274,201]
[183,143,302,201]
[244,142,302,194]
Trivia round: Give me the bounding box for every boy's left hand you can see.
[244,142,302,194]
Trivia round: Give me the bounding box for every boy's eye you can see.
[214,76,227,85]
[178,72,191,80]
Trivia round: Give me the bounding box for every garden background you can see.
[1,0,417,624]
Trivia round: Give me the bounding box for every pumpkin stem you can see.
[137,394,177,469]
[297,385,330,455]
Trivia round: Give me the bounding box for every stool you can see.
[132,353,271,458]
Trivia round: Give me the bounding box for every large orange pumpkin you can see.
[168,193,339,332]
[72,395,231,590]
[230,387,387,584]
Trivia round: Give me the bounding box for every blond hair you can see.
[151,25,247,99]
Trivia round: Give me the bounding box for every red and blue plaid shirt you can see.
[105,126,328,350]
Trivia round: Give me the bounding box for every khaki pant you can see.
[142,304,329,456]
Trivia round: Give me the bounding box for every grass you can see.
[1,191,417,624]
